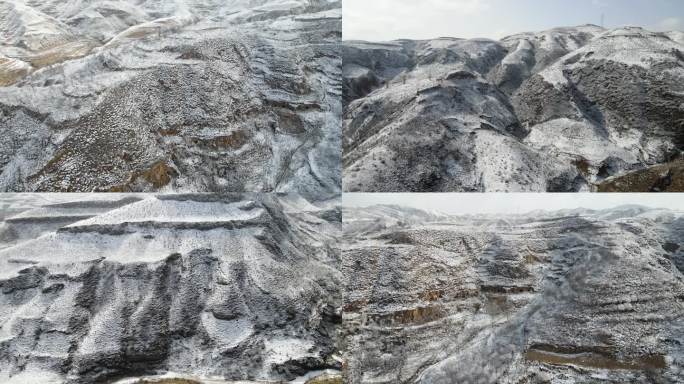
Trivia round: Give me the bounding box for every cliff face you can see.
[342,205,684,383]
[0,193,342,383]
[0,0,341,197]
[343,26,684,192]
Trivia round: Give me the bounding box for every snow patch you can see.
[264,337,315,364]
[524,118,638,163]
[201,313,253,350]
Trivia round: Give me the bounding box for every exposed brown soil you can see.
[133,379,201,384]
[188,131,249,150]
[142,160,176,188]
[28,40,98,69]
[108,160,178,191]
[525,348,666,371]
[305,375,344,384]
[0,58,30,87]
[597,159,684,192]
[370,305,445,326]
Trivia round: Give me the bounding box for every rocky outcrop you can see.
[342,204,684,383]
[343,26,684,192]
[0,193,342,383]
[0,0,341,197]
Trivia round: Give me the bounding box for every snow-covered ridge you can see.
[64,197,265,227]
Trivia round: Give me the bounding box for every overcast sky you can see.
[343,193,684,215]
[343,0,684,41]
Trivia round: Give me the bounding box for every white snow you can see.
[66,197,265,227]
[538,66,568,87]
[0,225,264,280]
[501,39,533,65]
[0,1,74,51]
[0,371,63,384]
[264,337,315,364]
[201,313,254,349]
[473,130,547,192]
[524,118,638,163]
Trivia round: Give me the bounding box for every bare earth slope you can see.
[0,0,341,197]
[342,205,684,383]
[0,193,342,383]
[343,26,684,192]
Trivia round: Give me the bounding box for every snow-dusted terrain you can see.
[342,204,684,383]
[343,25,684,192]
[0,193,342,384]
[0,0,341,197]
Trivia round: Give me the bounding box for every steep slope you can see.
[343,26,684,192]
[490,25,605,94]
[342,205,684,383]
[0,0,341,196]
[0,194,342,384]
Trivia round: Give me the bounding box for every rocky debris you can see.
[343,25,684,192]
[0,0,341,198]
[342,204,684,383]
[0,193,342,384]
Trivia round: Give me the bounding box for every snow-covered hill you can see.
[0,193,342,383]
[0,0,341,196]
[342,203,684,383]
[343,25,684,192]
